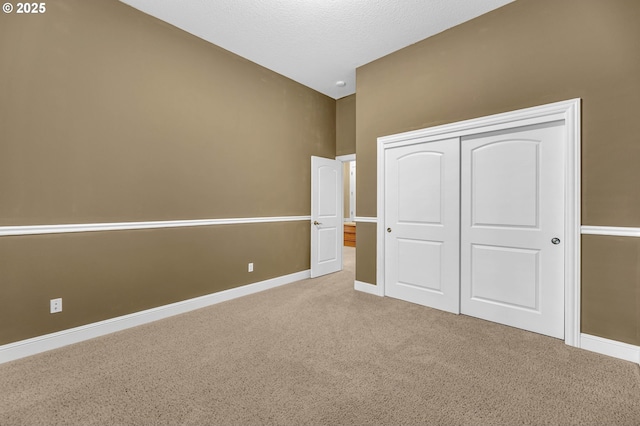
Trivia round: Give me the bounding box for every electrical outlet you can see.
[50,298,62,314]
[248,262,254,272]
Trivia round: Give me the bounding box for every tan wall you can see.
[581,235,640,345]
[0,0,335,345]
[0,223,310,344]
[355,0,640,344]
[355,222,377,285]
[336,95,356,156]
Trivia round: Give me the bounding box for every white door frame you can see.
[336,154,356,162]
[376,99,581,347]
[336,154,356,222]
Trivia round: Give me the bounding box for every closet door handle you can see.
[314,221,322,226]
[387,228,392,233]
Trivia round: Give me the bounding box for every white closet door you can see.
[385,138,460,314]
[460,122,565,338]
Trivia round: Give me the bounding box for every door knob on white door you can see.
[387,228,392,233]
[551,237,561,245]
[313,221,322,225]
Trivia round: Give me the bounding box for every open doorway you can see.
[337,154,356,274]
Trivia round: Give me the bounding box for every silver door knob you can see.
[313,221,322,225]
[387,228,392,233]
[551,237,561,245]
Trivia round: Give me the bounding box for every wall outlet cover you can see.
[50,298,62,313]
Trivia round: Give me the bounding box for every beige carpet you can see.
[1,247,639,425]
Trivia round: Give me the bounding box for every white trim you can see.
[355,216,377,223]
[0,216,311,237]
[377,100,579,146]
[336,154,356,162]
[581,226,640,237]
[580,334,640,364]
[564,99,582,348]
[377,99,581,347]
[0,270,310,364]
[336,155,356,221]
[354,280,384,296]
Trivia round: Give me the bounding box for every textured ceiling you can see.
[119,0,515,99]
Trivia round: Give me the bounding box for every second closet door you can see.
[460,122,565,339]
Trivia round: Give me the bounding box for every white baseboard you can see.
[580,334,640,364]
[354,280,383,296]
[0,270,310,365]
[6,276,637,366]
[348,286,640,365]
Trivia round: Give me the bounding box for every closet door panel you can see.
[461,122,565,339]
[385,138,460,314]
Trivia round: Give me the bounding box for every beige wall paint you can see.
[0,0,335,225]
[355,222,376,285]
[336,95,356,156]
[355,0,640,344]
[581,235,639,346]
[0,0,335,344]
[0,222,310,345]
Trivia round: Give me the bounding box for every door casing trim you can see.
[376,99,581,347]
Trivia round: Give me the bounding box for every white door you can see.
[460,122,565,338]
[385,138,460,313]
[311,156,343,278]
